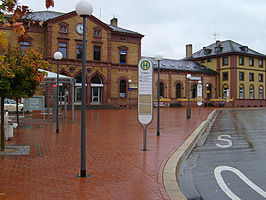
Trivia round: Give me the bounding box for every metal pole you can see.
[56,60,59,133]
[60,89,62,119]
[157,60,160,136]
[64,86,67,119]
[129,89,131,109]
[80,15,87,177]
[199,106,201,114]
[187,79,191,119]
[72,80,75,123]
[142,124,147,151]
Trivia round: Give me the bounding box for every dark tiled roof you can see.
[190,40,265,59]
[20,11,141,36]
[108,24,141,35]
[143,57,218,75]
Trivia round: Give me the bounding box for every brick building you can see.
[1,10,143,107]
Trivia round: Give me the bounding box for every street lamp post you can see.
[75,0,93,178]
[186,74,191,120]
[128,79,132,109]
[54,52,63,134]
[155,55,163,136]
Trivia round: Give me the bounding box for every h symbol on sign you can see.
[142,61,150,70]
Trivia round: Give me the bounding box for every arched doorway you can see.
[91,75,103,104]
[160,82,164,97]
[176,83,181,98]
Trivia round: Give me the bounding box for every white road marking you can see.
[216,135,232,148]
[214,166,266,199]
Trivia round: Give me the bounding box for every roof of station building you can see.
[189,40,265,59]
[143,57,218,75]
[21,10,141,35]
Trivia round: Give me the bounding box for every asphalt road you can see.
[179,108,266,200]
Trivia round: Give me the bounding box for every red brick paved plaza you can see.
[0,107,214,200]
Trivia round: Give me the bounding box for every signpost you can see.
[197,81,202,114]
[138,58,153,151]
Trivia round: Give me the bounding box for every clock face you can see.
[76,23,83,34]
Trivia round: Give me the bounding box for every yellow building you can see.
[0,11,143,107]
[186,40,266,107]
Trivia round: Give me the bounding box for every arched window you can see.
[91,75,103,104]
[91,76,102,84]
[160,82,164,97]
[239,85,244,99]
[176,83,181,98]
[223,85,229,98]
[259,86,263,99]
[192,84,197,98]
[249,85,254,99]
[119,80,126,98]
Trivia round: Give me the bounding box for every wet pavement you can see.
[179,108,266,200]
[0,107,214,200]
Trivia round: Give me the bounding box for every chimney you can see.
[216,40,221,46]
[110,17,118,27]
[186,44,192,58]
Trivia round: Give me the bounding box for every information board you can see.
[24,96,45,111]
[138,58,153,125]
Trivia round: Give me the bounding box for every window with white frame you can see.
[239,86,244,99]
[249,57,254,66]
[223,87,229,98]
[250,86,254,99]
[259,86,263,99]
[59,42,67,58]
[259,59,263,68]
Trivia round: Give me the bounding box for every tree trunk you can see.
[1,96,5,151]
[16,97,19,126]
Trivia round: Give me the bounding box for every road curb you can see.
[163,109,218,200]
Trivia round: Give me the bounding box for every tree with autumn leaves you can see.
[0,0,54,41]
[0,0,54,151]
[0,47,49,151]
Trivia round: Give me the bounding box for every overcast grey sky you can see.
[19,0,266,59]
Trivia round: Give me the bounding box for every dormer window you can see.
[240,46,248,52]
[203,47,212,55]
[215,46,223,53]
